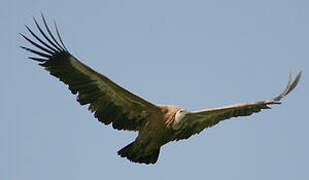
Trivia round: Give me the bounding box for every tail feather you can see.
[118,142,160,164]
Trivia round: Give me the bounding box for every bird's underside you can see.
[21,14,302,164]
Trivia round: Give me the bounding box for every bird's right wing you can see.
[21,15,162,131]
[173,72,302,140]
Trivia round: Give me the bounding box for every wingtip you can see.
[40,12,46,20]
[286,71,302,94]
[274,71,302,101]
[20,45,27,50]
[54,20,68,51]
[293,70,302,79]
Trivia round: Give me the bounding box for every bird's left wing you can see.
[21,15,162,131]
[173,72,302,140]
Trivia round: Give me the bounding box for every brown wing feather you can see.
[21,15,160,131]
[174,71,302,140]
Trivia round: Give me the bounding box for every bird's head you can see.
[173,109,190,130]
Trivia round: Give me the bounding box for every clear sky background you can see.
[1,0,308,179]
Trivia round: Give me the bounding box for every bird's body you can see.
[21,15,302,164]
[118,105,181,163]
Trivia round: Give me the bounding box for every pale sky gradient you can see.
[1,0,308,179]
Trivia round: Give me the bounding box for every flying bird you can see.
[21,15,302,164]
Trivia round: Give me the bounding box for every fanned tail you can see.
[118,142,160,164]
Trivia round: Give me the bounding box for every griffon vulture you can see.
[21,15,302,164]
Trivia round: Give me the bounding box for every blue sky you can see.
[1,0,308,179]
